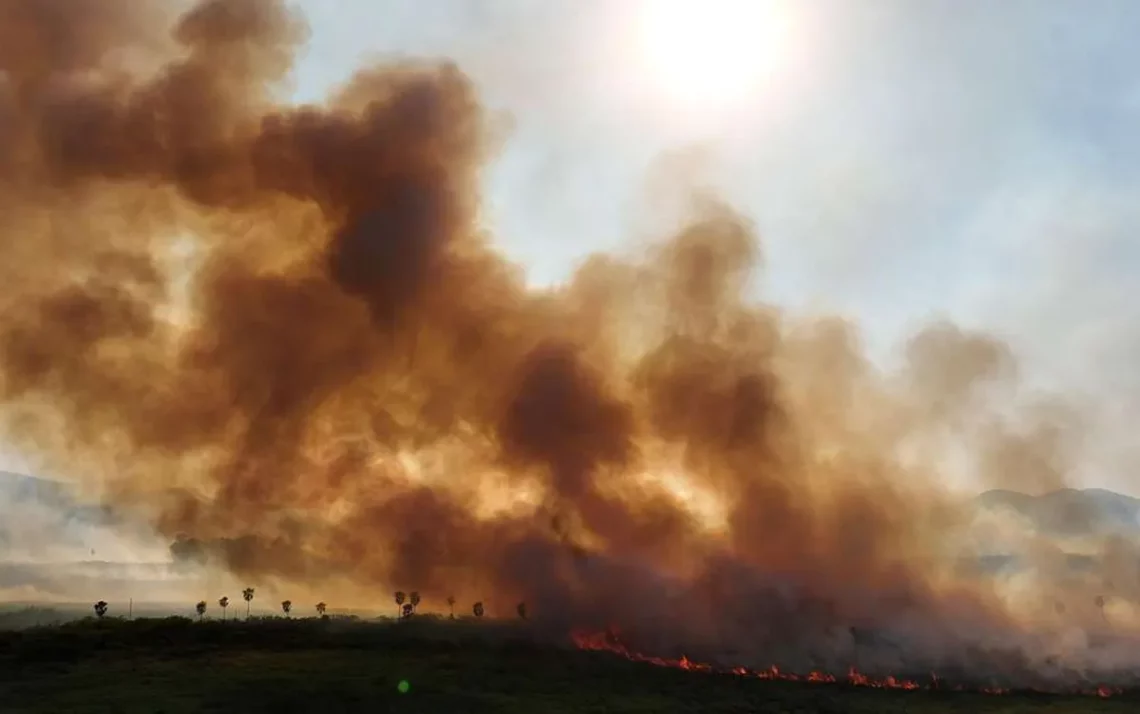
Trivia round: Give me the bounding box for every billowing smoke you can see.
[0,0,1134,688]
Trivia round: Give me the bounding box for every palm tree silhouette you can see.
[516,602,527,620]
[281,600,292,618]
[218,596,229,621]
[409,591,421,614]
[196,601,207,621]
[93,601,108,619]
[472,601,484,618]
[446,595,456,619]
[394,591,406,619]
[243,587,255,619]
[316,602,327,618]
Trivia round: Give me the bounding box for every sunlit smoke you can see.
[0,0,1135,689]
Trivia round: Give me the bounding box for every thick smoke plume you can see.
[0,0,1135,688]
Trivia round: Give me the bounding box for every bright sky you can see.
[5,0,1140,493]
[284,0,1140,492]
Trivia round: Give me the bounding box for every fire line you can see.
[570,628,1120,698]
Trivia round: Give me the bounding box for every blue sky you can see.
[4,0,1139,492]
[279,0,1140,490]
[283,0,1140,338]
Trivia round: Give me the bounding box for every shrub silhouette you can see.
[93,601,108,619]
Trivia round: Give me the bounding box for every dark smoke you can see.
[0,0,1135,688]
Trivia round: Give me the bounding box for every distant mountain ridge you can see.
[3,470,1138,584]
[975,487,1140,538]
[0,471,173,578]
[0,470,116,526]
[0,471,73,508]
[5,469,1139,540]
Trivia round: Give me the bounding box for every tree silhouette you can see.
[516,601,527,620]
[401,603,413,619]
[218,596,229,622]
[394,591,406,619]
[316,602,327,618]
[281,600,292,618]
[473,601,484,618]
[196,601,207,621]
[93,601,108,619]
[446,595,456,619]
[242,587,255,619]
[409,591,421,614]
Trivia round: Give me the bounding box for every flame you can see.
[569,628,1122,698]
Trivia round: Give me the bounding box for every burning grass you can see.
[0,615,1135,713]
[570,626,1125,699]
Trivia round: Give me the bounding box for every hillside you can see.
[0,471,182,600]
[7,469,1138,542]
[3,470,1138,601]
[7,469,1137,544]
[0,470,119,535]
[975,488,1140,538]
[0,471,109,523]
[0,617,1131,714]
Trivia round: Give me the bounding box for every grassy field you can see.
[0,616,1134,713]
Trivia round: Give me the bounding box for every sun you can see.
[634,0,792,109]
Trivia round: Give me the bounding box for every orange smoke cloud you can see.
[0,0,1133,687]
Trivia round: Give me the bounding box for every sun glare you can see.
[635,0,792,109]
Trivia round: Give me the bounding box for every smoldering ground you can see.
[0,0,1135,688]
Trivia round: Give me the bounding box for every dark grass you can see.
[0,616,1134,713]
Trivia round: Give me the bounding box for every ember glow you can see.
[571,627,1121,698]
[0,0,1139,694]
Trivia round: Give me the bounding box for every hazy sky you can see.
[5,0,1140,493]
[284,0,1140,492]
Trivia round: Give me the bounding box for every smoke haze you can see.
[0,0,1136,687]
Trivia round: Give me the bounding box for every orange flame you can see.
[569,628,1121,698]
